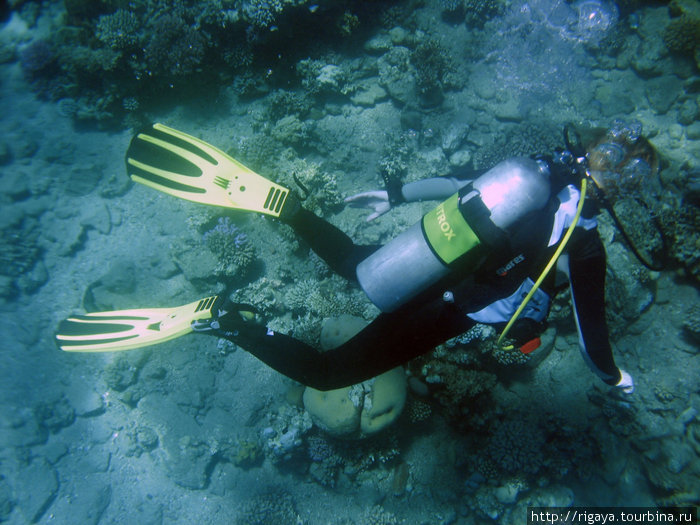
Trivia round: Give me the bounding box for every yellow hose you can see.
[497,178,588,347]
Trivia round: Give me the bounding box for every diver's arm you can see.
[565,228,626,387]
[401,177,470,202]
[345,176,473,221]
[346,165,489,221]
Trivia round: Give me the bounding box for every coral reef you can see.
[472,122,561,169]
[658,202,700,280]
[237,490,304,525]
[282,158,344,216]
[143,13,206,77]
[464,0,506,28]
[11,0,373,125]
[682,303,700,341]
[416,356,497,429]
[378,46,417,106]
[95,9,141,51]
[485,418,545,475]
[261,404,313,461]
[410,39,451,107]
[0,220,41,298]
[202,216,257,277]
[663,15,700,55]
[362,505,401,525]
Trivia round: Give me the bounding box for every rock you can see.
[359,367,407,436]
[38,439,69,464]
[304,368,406,438]
[46,475,110,525]
[0,476,12,522]
[389,26,410,45]
[42,137,76,164]
[678,98,699,126]
[492,97,521,122]
[16,260,48,294]
[0,140,12,165]
[316,64,344,91]
[80,202,112,235]
[320,314,368,350]
[364,34,393,54]
[303,386,361,437]
[65,386,105,418]
[63,165,102,196]
[378,47,417,106]
[15,457,59,523]
[36,396,75,433]
[495,482,522,504]
[686,122,700,140]
[270,115,305,145]
[594,83,636,117]
[449,149,472,168]
[0,406,47,447]
[99,260,137,294]
[140,395,215,489]
[646,75,682,114]
[351,81,388,107]
[161,434,215,489]
[441,123,469,154]
[304,316,407,438]
[0,275,13,298]
[408,376,430,397]
[0,170,31,201]
[171,240,219,285]
[135,426,159,451]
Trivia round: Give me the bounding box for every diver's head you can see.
[585,119,658,203]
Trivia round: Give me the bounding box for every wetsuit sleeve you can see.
[401,178,467,202]
[400,168,490,202]
[566,228,622,385]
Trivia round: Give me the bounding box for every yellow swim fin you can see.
[126,123,291,217]
[56,296,219,352]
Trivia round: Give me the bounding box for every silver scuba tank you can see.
[356,157,551,312]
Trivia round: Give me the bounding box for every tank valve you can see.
[442,291,455,303]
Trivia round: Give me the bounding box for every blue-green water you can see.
[0,1,698,523]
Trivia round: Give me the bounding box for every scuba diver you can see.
[57,120,658,394]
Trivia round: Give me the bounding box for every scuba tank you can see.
[356,157,552,312]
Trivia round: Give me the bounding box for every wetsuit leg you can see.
[567,229,621,385]
[282,207,379,283]
[219,297,474,391]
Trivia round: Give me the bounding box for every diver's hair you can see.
[586,129,658,200]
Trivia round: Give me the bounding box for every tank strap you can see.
[458,184,510,253]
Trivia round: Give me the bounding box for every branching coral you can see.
[663,15,700,55]
[237,490,303,525]
[410,39,451,106]
[485,418,545,475]
[464,0,506,28]
[472,122,561,169]
[96,9,141,51]
[143,13,206,77]
[282,158,344,216]
[202,217,256,276]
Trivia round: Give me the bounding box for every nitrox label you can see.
[422,193,480,265]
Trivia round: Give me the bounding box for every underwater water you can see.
[0,0,699,524]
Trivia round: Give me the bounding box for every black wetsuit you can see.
[217,163,622,391]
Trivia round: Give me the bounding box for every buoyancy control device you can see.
[356,157,552,312]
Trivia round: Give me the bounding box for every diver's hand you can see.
[344,190,391,221]
[615,369,634,395]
